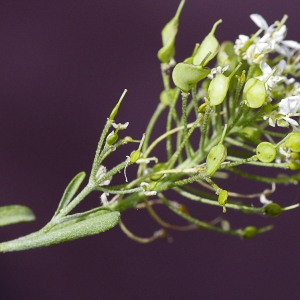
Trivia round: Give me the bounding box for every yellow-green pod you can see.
[243,67,277,108]
[243,78,267,108]
[217,41,238,72]
[157,0,185,63]
[218,189,228,213]
[241,126,261,141]
[159,89,176,106]
[193,19,222,66]
[205,126,227,176]
[243,226,258,239]
[208,63,241,106]
[205,144,227,176]
[290,152,300,160]
[285,132,300,152]
[172,62,210,93]
[288,161,300,170]
[256,142,276,163]
[150,162,167,181]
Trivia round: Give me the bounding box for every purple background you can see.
[1,0,300,299]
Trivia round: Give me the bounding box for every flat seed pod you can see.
[256,142,276,163]
[172,62,210,93]
[193,19,222,66]
[243,78,266,108]
[285,132,300,152]
[205,144,227,176]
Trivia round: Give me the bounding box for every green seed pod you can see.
[285,132,300,152]
[208,63,241,106]
[157,0,185,63]
[243,67,277,108]
[198,102,208,114]
[193,19,222,66]
[264,203,282,217]
[243,226,258,239]
[129,133,145,163]
[288,161,300,170]
[109,89,127,120]
[205,126,227,177]
[217,41,238,72]
[256,142,276,163]
[290,152,300,160]
[241,126,261,141]
[159,89,176,106]
[243,78,267,108]
[106,128,120,146]
[172,62,210,93]
[150,162,167,181]
[218,189,228,213]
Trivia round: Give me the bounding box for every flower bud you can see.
[264,203,282,217]
[285,132,300,152]
[157,0,185,63]
[256,142,276,163]
[208,63,241,106]
[290,152,300,160]
[172,62,210,93]
[193,19,222,66]
[243,226,258,239]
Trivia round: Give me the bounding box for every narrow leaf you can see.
[0,211,120,252]
[0,205,35,227]
[54,172,86,216]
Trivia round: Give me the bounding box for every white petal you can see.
[281,40,300,49]
[250,14,268,30]
[260,62,272,75]
[281,116,299,126]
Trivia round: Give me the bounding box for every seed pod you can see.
[264,203,282,217]
[150,162,167,181]
[172,62,210,93]
[217,41,238,72]
[157,0,185,63]
[288,161,300,170]
[243,67,277,108]
[193,19,222,66]
[106,128,120,146]
[205,126,227,177]
[159,89,176,106]
[243,226,258,239]
[285,132,300,152]
[243,78,267,108]
[218,189,228,213]
[208,63,241,106]
[256,142,276,163]
[109,90,127,120]
[290,152,300,160]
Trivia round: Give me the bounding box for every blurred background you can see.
[0,0,300,299]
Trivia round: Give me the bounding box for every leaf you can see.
[0,205,35,227]
[54,172,86,216]
[0,211,120,252]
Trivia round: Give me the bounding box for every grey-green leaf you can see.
[0,211,120,252]
[54,171,86,216]
[0,205,35,226]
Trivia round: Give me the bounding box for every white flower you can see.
[256,62,284,91]
[234,35,250,56]
[278,95,300,126]
[260,194,273,205]
[96,165,112,185]
[207,65,229,80]
[244,39,273,64]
